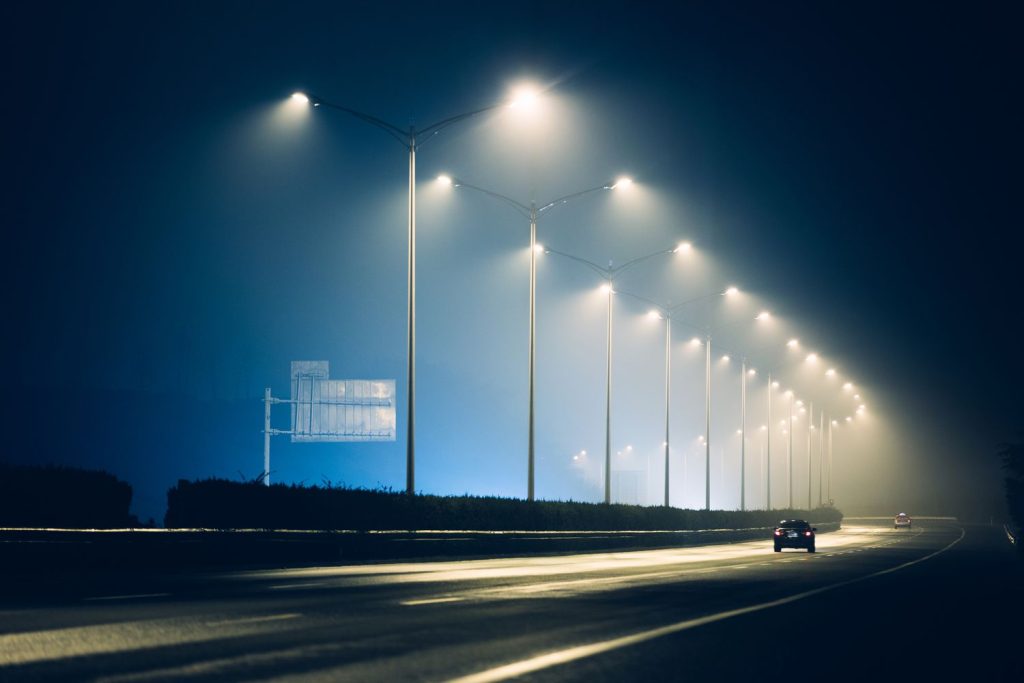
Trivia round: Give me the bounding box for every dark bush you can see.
[0,463,133,528]
[165,478,843,531]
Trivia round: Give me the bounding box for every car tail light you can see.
[804,530,813,537]
[774,530,782,536]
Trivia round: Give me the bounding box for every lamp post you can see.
[291,88,534,495]
[788,393,795,509]
[807,401,814,510]
[544,245,685,504]
[437,176,630,500]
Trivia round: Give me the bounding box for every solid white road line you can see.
[445,526,965,683]
[83,593,170,602]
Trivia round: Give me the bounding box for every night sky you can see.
[3,2,1020,523]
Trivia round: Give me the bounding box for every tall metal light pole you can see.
[818,411,825,508]
[740,359,747,511]
[807,401,814,510]
[766,374,773,509]
[291,90,524,495]
[437,177,628,500]
[705,335,712,510]
[788,394,794,509]
[545,245,685,504]
[662,312,671,506]
[828,418,835,505]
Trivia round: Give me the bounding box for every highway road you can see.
[1,519,1021,681]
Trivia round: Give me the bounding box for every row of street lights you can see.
[285,86,867,510]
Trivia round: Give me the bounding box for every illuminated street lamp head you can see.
[846,416,853,422]
[795,400,804,407]
[509,85,540,109]
[826,368,836,377]
[784,390,793,398]
[611,176,633,190]
[843,382,853,391]
[760,425,768,431]
[799,407,807,415]
[721,354,731,363]
[599,283,613,294]
[755,311,771,321]
[772,381,780,389]
[724,286,739,297]
[806,352,819,363]
[674,241,692,253]
[832,419,838,426]
[689,337,702,347]
[647,310,662,320]
[736,429,743,435]
[854,393,861,401]
[436,174,453,187]
[748,368,757,376]
[787,338,800,349]
[290,92,310,105]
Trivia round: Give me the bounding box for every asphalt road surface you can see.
[2,519,1021,681]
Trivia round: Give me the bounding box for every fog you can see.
[3,2,1013,524]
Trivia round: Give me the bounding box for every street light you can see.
[291,86,532,494]
[439,175,629,500]
[544,244,686,504]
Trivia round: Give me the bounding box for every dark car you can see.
[774,519,816,552]
[894,512,911,529]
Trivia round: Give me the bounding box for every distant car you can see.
[894,513,912,529]
[774,519,816,553]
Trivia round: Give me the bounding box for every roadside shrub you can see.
[165,478,843,531]
[0,463,133,528]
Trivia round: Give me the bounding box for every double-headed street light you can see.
[289,87,537,495]
[435,175,632,500]
[544,245,688,504]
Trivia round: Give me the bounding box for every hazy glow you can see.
[599,283,612,294]
[611,176,633,190]
[771,381,780,389]
[724,286,739,297]
[846,416,853,422]
[674,241,692,253]
[826,368,836,377]
[832,419,839,426]
[854,393,861,400]
[748,368,756,376]
[799,407,807,414]
[509,85,540,110]
[760,425,767,431]
[755,311,771,320]
[689,337,702,346]
[843,382,854,391]
[787,338,800,349]
[534,243,545,253]
[795,400,804,407]
[806,353,819,363]
[436,174,453,186]
[784,390,793,398]
[736,429,743,435]
[290,92,309,104]
[721,354,730,362]
[647,310,661,320]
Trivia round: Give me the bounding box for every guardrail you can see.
[0,522,842,571]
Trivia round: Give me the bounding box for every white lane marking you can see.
[84,593,170,602]
[267,581,330,590]
[446,526,965,683]
[203,613,301,627]
[401,597,465,606]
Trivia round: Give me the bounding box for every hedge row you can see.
[165,478,843,531]
[0,463,134,528]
